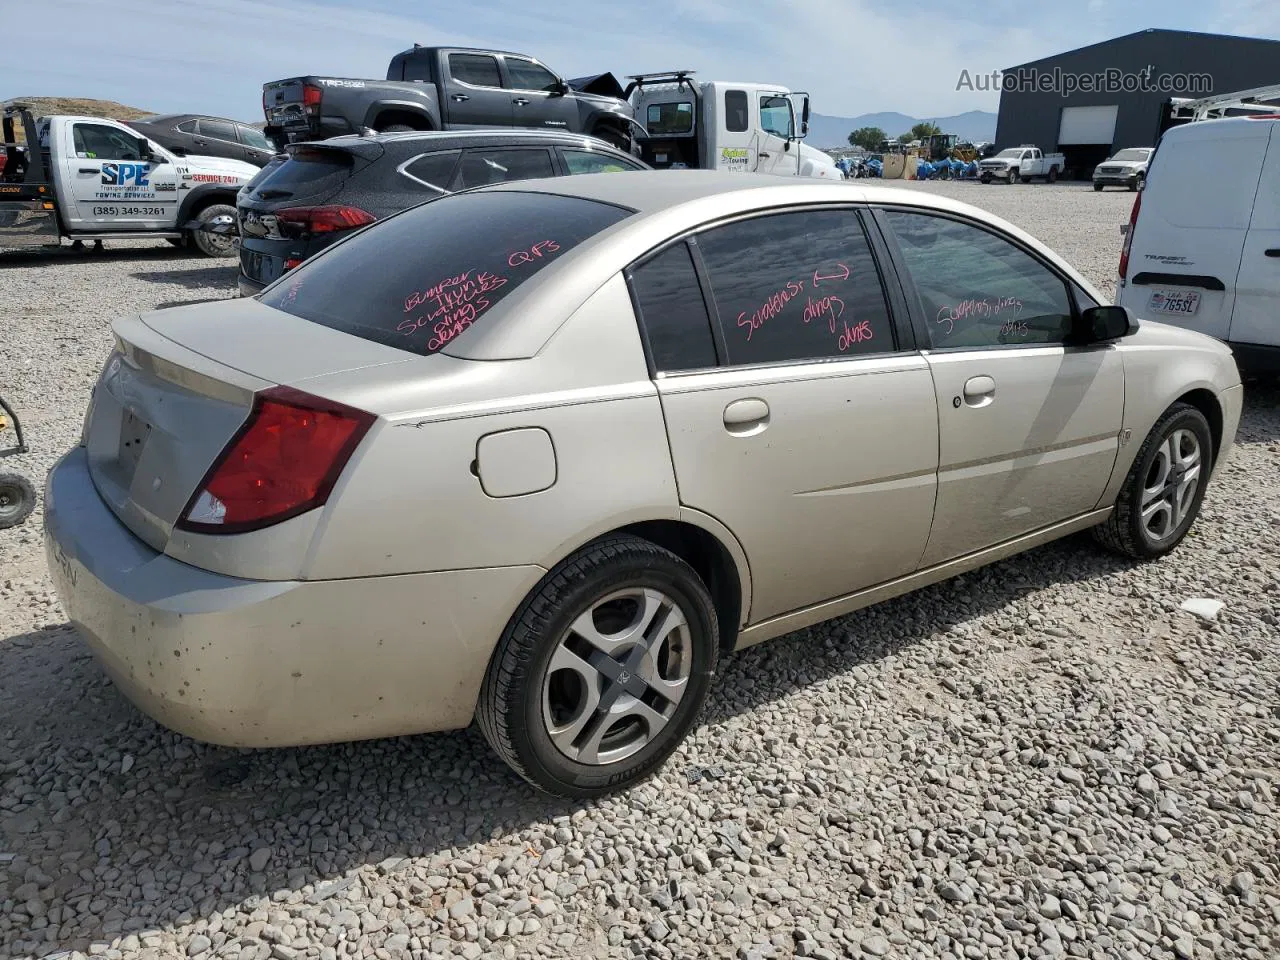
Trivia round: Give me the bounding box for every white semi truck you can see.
[625,72,839,179]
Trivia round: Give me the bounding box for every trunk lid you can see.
[85,301,411,551]
[238,142,382,237]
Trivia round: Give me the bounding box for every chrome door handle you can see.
[960,375,996,408]
[451,94,470,102]
[723,398,770,436]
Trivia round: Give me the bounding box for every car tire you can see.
[980,174,991,184]
[1094,183,1104,192]
[477,534,720,798]
[1093,403,1214,561]
[191,204,238,258]
[0,472,36,530]
[1047,167,1058,183]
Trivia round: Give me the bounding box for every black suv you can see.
[236,130,647,297]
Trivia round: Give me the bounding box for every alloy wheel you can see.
[1141,428,1202,541]
[541,587,693,766]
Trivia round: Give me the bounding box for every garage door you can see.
[1058,105,1119,145]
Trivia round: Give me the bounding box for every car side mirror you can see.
[553,79,569,96]
[1076,305,1138,344]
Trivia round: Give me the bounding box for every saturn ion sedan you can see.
[45,171,1242,797]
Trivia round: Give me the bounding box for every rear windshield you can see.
[248,148,352,198]
[259,190,633,355]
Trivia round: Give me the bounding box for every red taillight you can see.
[276,205,376,237]
[302,84,323,108]
[284,258,302,270]
[1118,189,1142,281]
[177,386,375,535]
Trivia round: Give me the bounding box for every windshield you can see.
[759,96,794,139]
[995,149,1024,159]
[259,191,633,356]
[1112,149,1150,162]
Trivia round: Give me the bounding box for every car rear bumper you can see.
[237,272,266,297]
[44,447,545,748]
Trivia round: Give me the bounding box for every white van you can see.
[1117,116,1280,373]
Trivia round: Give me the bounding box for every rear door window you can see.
[696,209,896,366]
[259,191,632,355]
[452,148,555,189]
[197,119,237,143]
[449,54,502,88]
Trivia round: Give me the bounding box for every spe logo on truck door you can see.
[97,162,157,200]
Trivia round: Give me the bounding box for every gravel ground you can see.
[1,182,1277,960]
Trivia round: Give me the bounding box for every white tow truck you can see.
[625,71,839,179]
[978,145,1064,184]
[0,105,259,256]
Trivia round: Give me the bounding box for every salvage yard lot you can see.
[1,181,1277,960]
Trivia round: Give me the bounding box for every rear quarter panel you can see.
[302,274,682,579]
[1098,323,1242,506]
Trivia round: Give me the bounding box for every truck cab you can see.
[627,73,838,179]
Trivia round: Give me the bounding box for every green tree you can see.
[910,121,943,140]
[847,126,886,151]
[897,132,914,144]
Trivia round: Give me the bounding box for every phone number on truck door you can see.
[93,206,166,216]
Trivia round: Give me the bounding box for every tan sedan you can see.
[44,172,1243,797]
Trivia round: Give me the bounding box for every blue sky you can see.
[7,0,1279,121]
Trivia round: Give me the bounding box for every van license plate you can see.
[1148,289,1201,317]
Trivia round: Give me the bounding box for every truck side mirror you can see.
[799,96,810,138]
[553,79,569,97]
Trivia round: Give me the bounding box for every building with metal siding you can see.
[994,28,1280,177]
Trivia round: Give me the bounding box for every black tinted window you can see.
[450,54,501,88]
[176,119,197,133]
[724,91,749,133]
[249,148,351,200]
[239,125,274,150]
[630,244,718,372]
[454,148,554,189]
[259,192,631,356]
[697,210,894,366]
[401,52,436,82]
[401,151,460,192]
[884,211,1074,348]
[506,59,559,92]
[198,119,237,142]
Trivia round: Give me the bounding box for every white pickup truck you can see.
[978,145,1064,184]
[0,106,259,256]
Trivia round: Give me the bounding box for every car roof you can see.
[311,129,630,152]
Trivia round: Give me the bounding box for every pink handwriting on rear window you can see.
[737,280,803,340]
[934,296,1024,336]
[508,240,560,267]
[802,294,845,333]
[397,270,509,350]
[812,263,849,285]
[837,319,874,351]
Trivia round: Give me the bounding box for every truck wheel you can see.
[0,473,36,530]
[191,204,238,258]
[980,174,992,184]
[1047,167,1058,183]
[1008,169,1020,184]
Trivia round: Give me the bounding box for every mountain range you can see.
[807,110,997,148]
